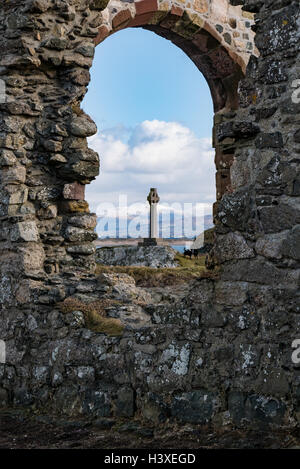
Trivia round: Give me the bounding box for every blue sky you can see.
[82,27,215,237]
[83,27,213,138]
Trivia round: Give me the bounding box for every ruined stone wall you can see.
[0,0,299,430]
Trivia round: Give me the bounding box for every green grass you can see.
[57,254,218,335]
[95,254,218,287]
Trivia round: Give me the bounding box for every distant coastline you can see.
[95,238,194,247]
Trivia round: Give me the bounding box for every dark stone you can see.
[201,307,227,327]
[256,155,294,195]
[228,391,246,424]
[141,392,169,424]
[245,395,286,425]
[216,188,253,231]
[294,130,300,143]
[255,132,283,149]
[255,4,299,56]
[114,387,135,418]
[116,422,153,437]
[281,226,300,260]
[223,33,232,44]
[258,203,300,234]
[259,60,288,84]
[13,389,34,407]
[171,390,217,424]
[251,107,277,121]
[292,178,300,196]
[83,390,111,417]
[222,258,292,285]
[217,121,260,142]
[93,418,115,429]
[42,37,68,51]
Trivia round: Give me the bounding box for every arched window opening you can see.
[83,27,218,245]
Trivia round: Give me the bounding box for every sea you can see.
[171,244,193,254]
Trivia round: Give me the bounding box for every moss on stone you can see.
[90,0,110,11]
[71,103,84,116]
[60,201,90,213]
[87,311,124,336]
[58,297,124,336]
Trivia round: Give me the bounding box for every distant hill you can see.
[97,214,214,240]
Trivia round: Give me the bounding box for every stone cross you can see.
[147,188,160,239]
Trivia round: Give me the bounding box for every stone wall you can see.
[96,245,179,267]
[0,0,299,432]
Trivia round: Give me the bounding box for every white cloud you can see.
[86,120,216,219]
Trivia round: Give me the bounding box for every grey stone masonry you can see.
[96,245,179,268]
[0,0,298,432]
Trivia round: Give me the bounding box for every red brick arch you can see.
[93,0,256,200]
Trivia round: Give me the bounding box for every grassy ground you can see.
[95,253,218,287]
[56,254,218,335]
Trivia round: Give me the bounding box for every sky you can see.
[82,27,215,238]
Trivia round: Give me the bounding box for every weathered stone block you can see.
[255,232,286,259]
[245,395,286,425]
[255,132,283,149]
[171,390,218,424]
[258,203,300,234]
[96,245,178,268]
[68,214,97,229]
[69,116,97,137]
[114,387,135,418]
[215,281,249,305]
[1,165,26,184]
[64,226,97,243]
[222,258,297,286]
[11,221,39,242]
[216,189,252,231]
[40,139,63,152]
[135,0,158,16]
[112,9,132,29]
[19,244,45,271]
[63,182,85,200]
[60,201,90,214]
[213,232,254,263]
[37,205,57,220]
[0,149,17,166]
[66,244,96,255]
[281,226,300,261]
[194,0,209,14]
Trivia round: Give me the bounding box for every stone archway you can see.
[0,0,299,430]
[0,0,256,303]
[94,0,257,203]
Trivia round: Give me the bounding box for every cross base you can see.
[138,238,165,247]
